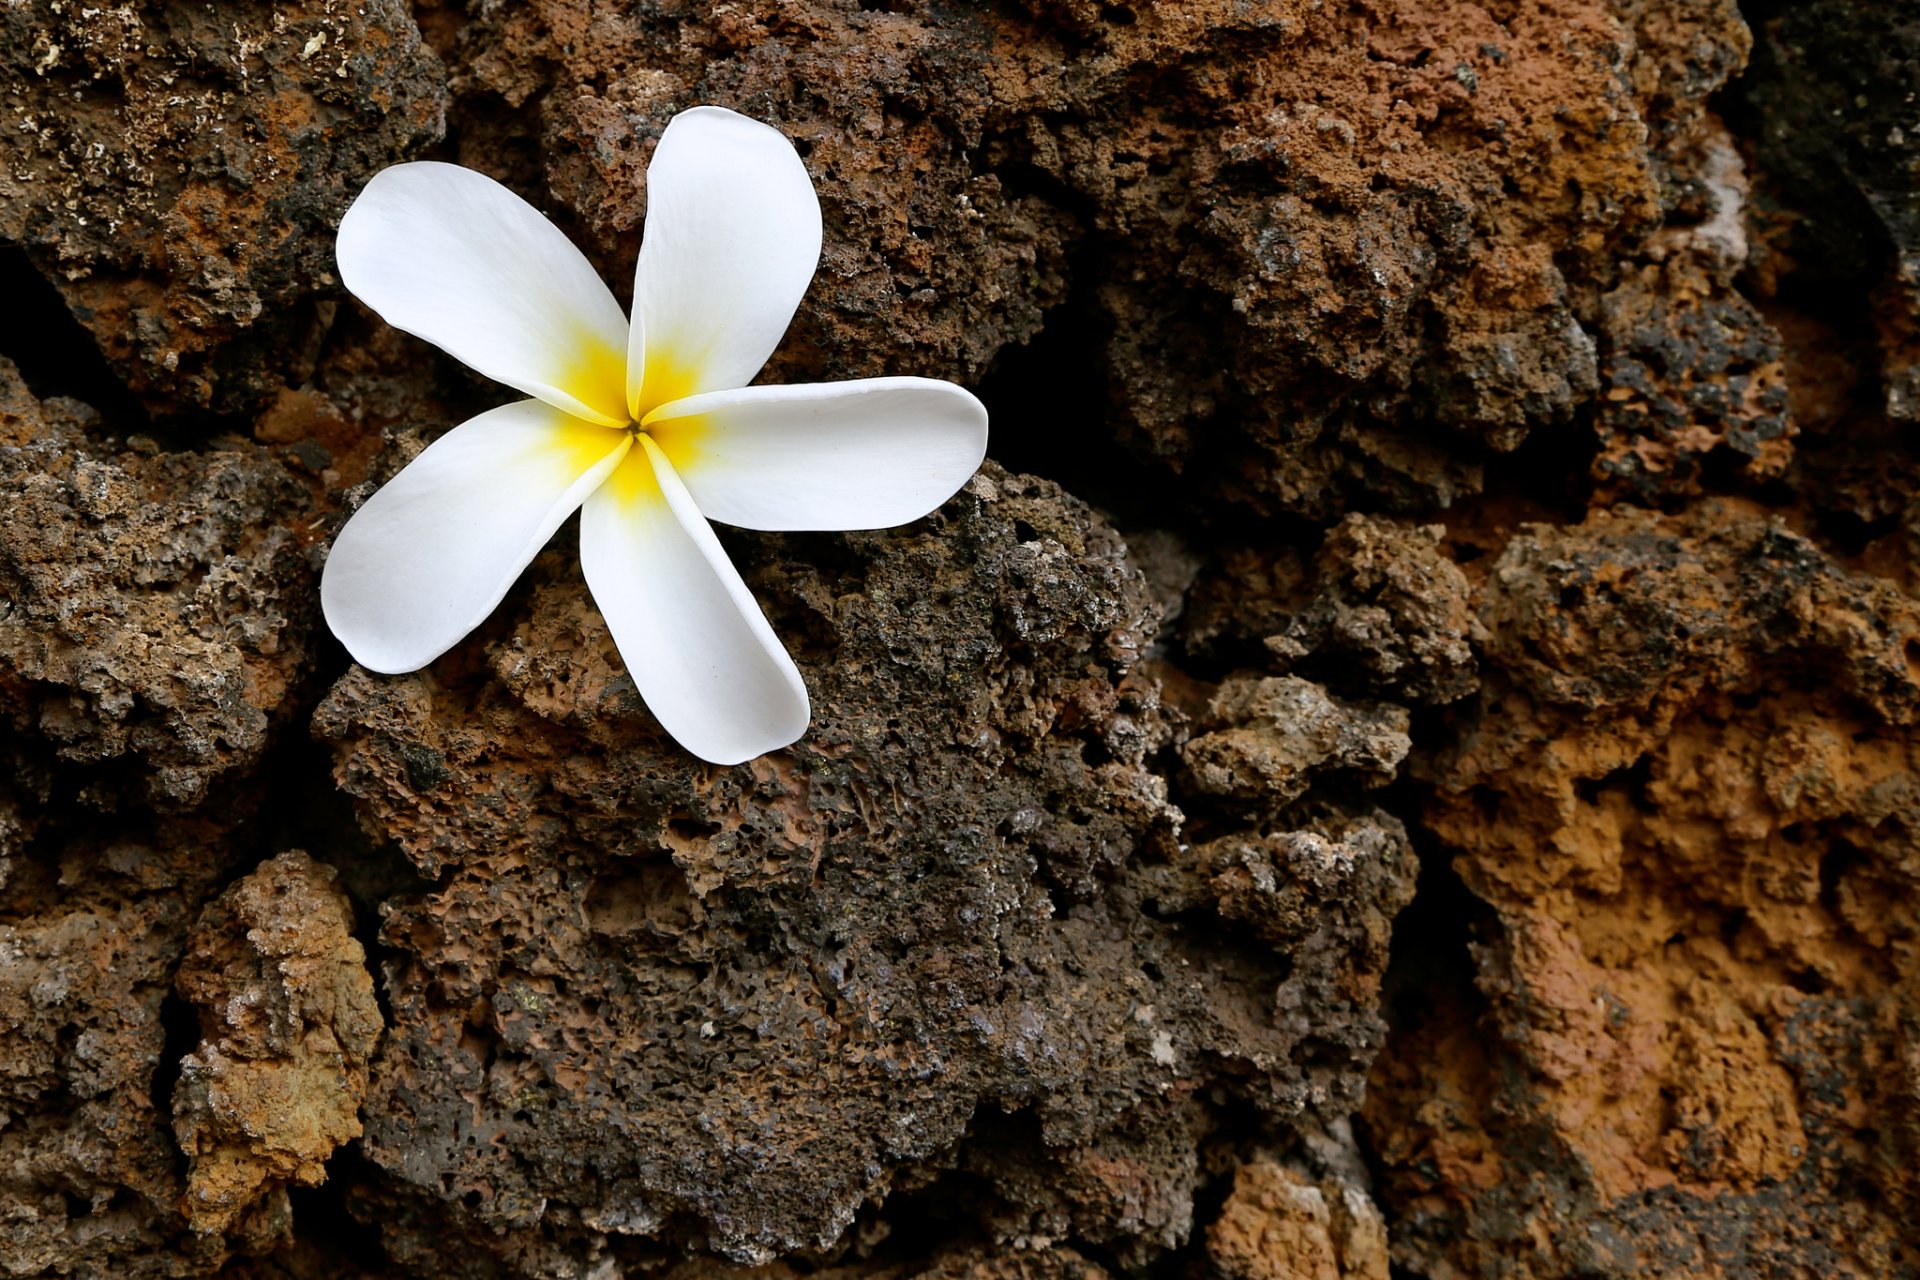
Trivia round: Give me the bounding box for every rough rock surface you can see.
[0,0,1916,1278]
[310,463,1414,1272]
[174,849,381,1236]
[0,0,446,415]
[0,355,319,816]
[1364,504,1920,1278]
[1206,1158,1389,1280]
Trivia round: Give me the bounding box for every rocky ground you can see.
[1,0,1916,1277]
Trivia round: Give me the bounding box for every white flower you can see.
[320,107,988,766]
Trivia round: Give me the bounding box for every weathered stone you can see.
[312,464,1414,1270]
[1741,1,1920,422]
[1207,1159,1389,1280]
[173,850,381,1236]
[1366,503,1920,1279]
[0,0,446,415]
[0,0,1914,1276]
[1181,676,1410,805]
[0,356,320,813]
[1182,515,1478,708]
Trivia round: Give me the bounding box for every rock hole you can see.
[148,988,201,1145]
[0,246,151,434]
[668,816,723,843]
[1819,838,1867,917]
[286,1146,390,1268]
[1787,967,1830,995]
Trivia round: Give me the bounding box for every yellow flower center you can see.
[578,345,712,508]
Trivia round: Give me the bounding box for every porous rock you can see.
[1206,1158,1389,1280]
[426,0,1761,519]
[1365,503,1920,1278]
[0,0,446,414]
[0,356,345,1276]
[0,355,319,814]
[173,850,382,1236]
[313,463,1416,1272]
[1180,676,1410,806]
[1182,514,1478,708]
[1,0,1917,1275]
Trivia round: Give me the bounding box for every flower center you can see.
[632,350,701,425]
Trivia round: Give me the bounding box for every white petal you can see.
[338,162,633,427]
[322,401,631,673]
[628,107,822,418]
[580,435,809,765]
[644,378,989,531]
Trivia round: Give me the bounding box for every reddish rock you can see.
[173,850,381,1236]
[0,0,446,415]
[0,0,1914,1276]
[1366,504,1920,1278]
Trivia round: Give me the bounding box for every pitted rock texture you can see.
[1,0,1918,1277]
[173,850,381,1236]
[1365,504,1920,1278]
[1181,514,1478,708]
[418,0,1766,520]
[0,885,192,1273]
[1206,1158,1389,1280]
[0,354,342,1276]
[312,464,1415,1272]
[0,355,319,815]
[0,0,446,415]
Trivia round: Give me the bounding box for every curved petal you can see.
[580,435,809,765]
[629,107,822,418]
[322,401,631,673]
[644,377,988,531]
[338,162,633,427]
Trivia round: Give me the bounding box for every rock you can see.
[1366,503,1920,1278]
[1206,1159,1389,1280]
[0,351,343,1276]
[1740,1,1920,422]
[1182,515,1478,707]
[425,0,1761,519]
[0,893,190,1274]
[312,464,1414,1270]
[173,850,381,1236]
[0,356,320,814]
[0,0,1915,1275]
[0,0,446,415]
[1591,134,1797,503]
[1181,676,1410,805]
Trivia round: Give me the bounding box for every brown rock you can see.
[0,893,188,1273]
[0,0,446,415]
[312,464,1414,1270]
[423,0,1759,519]
[1182,515,1477,707]
[1181,675,1410,805]
[0,356,319,813]
[0,358,344,1274]
[0,0,1914,1275]
[1207,1159,1389,1280]
[1366,502,1920,1278]
[172,850,381,1236]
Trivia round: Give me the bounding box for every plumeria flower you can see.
[321,107,988,765]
